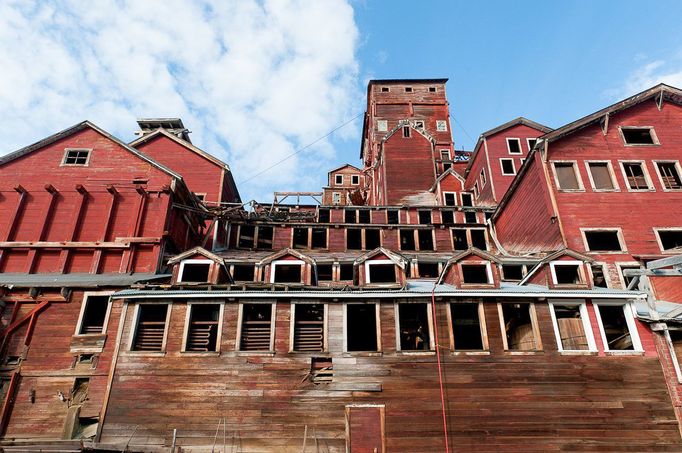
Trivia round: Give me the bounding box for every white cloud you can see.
[0,0,361,202]
[608,60,682,100]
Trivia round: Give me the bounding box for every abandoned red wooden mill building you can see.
[2,81,682,452]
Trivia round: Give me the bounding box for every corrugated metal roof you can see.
[0,273,169,288]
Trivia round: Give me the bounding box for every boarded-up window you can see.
[293,304,325,352]
[185,304,220,352]
[450,303,484,350]
[239,304,272,351]
[368,264,396,283]
[597,305,634,350]
[658,230,682,251]
[657,162,682,190]
[347,304,378,351]
[552,305,589,351]
[587,162,614,190]
[584,230,622,251]
[554,162,580,190]
[398,303,431,350]
[78,295,109,334]
[132,305,168,351]
[500,303,537,351]
[622,162,650,190]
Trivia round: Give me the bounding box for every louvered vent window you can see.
[185,304,220,352]
[132,305,168,351]
[239,304,273,351]
[293,304,325,352]
[78,296,109,334]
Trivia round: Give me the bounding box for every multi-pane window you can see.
[621,162,651,190]
[237,225,273,250]
[63,149,90,165]
[397,303,432,351]
[553,162,581,190]
[399,229,434,251]
[436,120,447,132]
[346,228,380,250]
[77,294,111,335]
[293,227,327,249]
[292,304,325,352]
[131,305,169,351]
[184,304,220,352]
[656,162,682,190]
[377,120,388,132]
[239,304,273,351]
[450,303,485,351]
[452,228,487,251]
[586,162,616,190]
[346,304,378,352]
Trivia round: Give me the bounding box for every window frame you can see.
[440,149,450,161]
[589,262,609,288]
[653,160,682,191]
[270,259,305,284]
[128,303,172,353]
[351,174,360,186]
[289,302,328,353]
[177,259,213,283]
[332,192,341,204]
[584,160,620,192]
[62,148,92,166]
[413,120,425,129]
[181,301,225,353]
[549,260,587,286]
[616,262,641,289]
[365,260,398,284]
[619,126,660,146]
[497,302,543,351]
[236,225,273,250]
[618,160,654,192]
[292,227,328,250]
[443,191,457,206]
[343,302,382,353]
[548,300,597,353]
[74,291,114,336]
[446,302,489,352]
[593,301,643,353]
[335,174,344,185]
[551,160,584,192]
[506,138,523,155]
[458,261,494,287]
[451,227,489,251]
[399,228,435,251]
[236,301,277,353]
[377,120,388,132]
[460,192,473,207]
[436,120,447,132]
[654,227,682,254]
[526,138,537,151]
[394,302,435,353]
[500,158,516,176]
[581,227,627,254]
[479,169,486,187]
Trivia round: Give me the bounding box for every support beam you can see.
[0,187,28,270]
[59,185,89,273]
[26,186,59,273]
[91,190,118,273]
[120,189,147,273]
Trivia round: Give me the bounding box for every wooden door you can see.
[345,404,385,453]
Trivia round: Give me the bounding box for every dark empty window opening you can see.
[365,229,381,249]
[453,229,468,250]
[387,209,399,224]
[358,209,371,223]
[658,230,682,251]
[186,304,220,352]
[670,331,682,369]
[180,263,211,283]
[335,174,343,185]
[418,262,439,279]
[507,138,522,154]
[461,264,490,284]
[622,127,656,145]
[311,228,327,249]
[399,303,431,351]
[414,120,425,129]
[351,175,360,185]
[317,264,333,282]
[194,193,206,202]
[554,162,580,190]
[339,264,354,281]
[470,229,487,250]
[403,126,411,138]
[238,225,255,248]
[620,266,640,289]
[347,304,378,351]
[501,303,537,351]
[464,211,477,224]
[588,162,614,190]
[441,210,454,224]
[597,305,634,350]
[591,264,607,288]
[418,229,434,250]
[232,264,255,282]
[347,229,362,250]
[77,353,94,364]
[256,226,273,250]
[429,86,437,92]
[484,212,492,221]
[78,296,109,334]
[527,139,537,150]
[64,149,90,165]
[553,305,589,351]
[657,162,682,190]
[450,303,484,350]
[310,357,333,383]
[501,265,524,281]
[132,305,168,351]
[584,230,622,252]
[318,208,330,223]
[554,264,582,285]
[400,230,416,250]
[274,264,302,283]
[418,210,432,224]
[293,227,309,249]
[345,209,357,224]
[239,304,272,351]
[622,163,650,190]
[368,264,396,283]
[501,159,515,175]
[444,193,456,206]
[293,304,325,352]
[381,86,389,92]
[461,193,473,207]
[405,87,413,92]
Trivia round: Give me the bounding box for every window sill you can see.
[343,351,383,357]
[504,350,544,355]
[604,350,645,356]
[624,189,655,193]
[559,350,597,355]
[235,351,276,356]
[398,351,436,356]
[451,350,490,356]
[180,351,221,356]
[124,351,166,357]
[556,189,586,193]
[591,189,621,193]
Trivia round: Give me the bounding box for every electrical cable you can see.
[431,284,450,453]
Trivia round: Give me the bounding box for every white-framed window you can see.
[74,291,114,336]
[365,260,397,284]
[452,227,488,251]
[380,86,389,93]
[440,149,450,161]
[344,303,381,352]
[619,160,654,191]
[428,86,437,93]
[332,192,341,204]
[377,120,388,132]
[653,160,682,191]
[237,302,276,352]
[182,302,224,353]
[593,301,643,352]
[447,302,488,351]
[548,301,596,352]
[335,174,344,185]
[526,138,537,151]
[549,261,586,286]
[443,191,457,206]
[62,148,91,166]
[459,261,494,285]
[178,259,213,283]
[500,158,516,175]
[351,174,360,185]
[270,259,305,284]
[460,192,473,207]
[395,302,434,351]
[413,120,425,129]
[290,303,327,352]
[585,160,619,191]
[619,126,659,146]
[473,182,479,198]
[551,161,584,191]
[405,86,413,93]
[654,228,682,254]
[616,262,641,289]
[498,302,542,351]
[581,228,626,253]
[479,169,486,186]
[520,158,526,165]
[194,192,207,202]
[129,303,171,352]
[506,138,522,155]
[436,120,447,132]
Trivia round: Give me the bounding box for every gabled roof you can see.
[258,248,315,266]
[542,83,682,143]
[129,128,230,170]
[354,247,408,268]
[382,120,435,144]
[167,246,226,265]
[0,121,182,180]
[430,167,465,192]
[328,163,362,174]
[519,248,593,285]
[437,248,501,284]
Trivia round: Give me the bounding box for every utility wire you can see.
[449,112,476,148]
[238,112,364,185]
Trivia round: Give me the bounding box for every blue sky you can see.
[1,1,682,202]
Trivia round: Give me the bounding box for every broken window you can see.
[317,264,334,282]
[622,162,650,190]
[347,304,378,351]
[232,264,255,282]
[418,230,434,251]
[441,210,454,224]
[501,265,524,281]
[398,303,431,351]
[387,209,399,224]
[400,230,416,251]
[440,149,450,161]
[587,162,615,190]
[273,264,302,283]
[591,264,607,288]
[365,229,381,249]
[461,193,473,207]
[500,158,515,175]
[507,138,522,154]
[418,210,432,224]
[470,229,487,250]
[656,162,682,190]
[318,208,330,223]
[293,304,325,352]
[436,120,447,132]
[347,228,362,250]
[78,295,110,335]
[461,264,491,284]
[335,174,343,185]
[132,304,168,351]
[622,127,656,145]
[450,303,484,350]
[444,193,456,206]
[552,264,583,285]
[418,262,440,279]
[464,211,477,224]
[480,170,486,186]
[368,263,396,283]
[339,263,354,281]
[239,304,273,351]
[179,262,211,283]
[351,175,360,185]
[63,149,90,165]
[657,230,682,251]
[413,120,425,129]
[310,357,333,383]
[238,225,255,248]
[377,120,388,131]
[332,192,341,204]
[256,226,274,250]
[584,230,623,252]
[552,304,590,351]
[500,303,538,351]
[358,209,371,223]
[185,304,220,352]
[596,304,636,351]
[293,227,309,249]
[403,126,411,138]
[345,209,357,224]
[311,228,327,249]
[619,265,640,289]
[554,162,581,190]
[527,138,537,151]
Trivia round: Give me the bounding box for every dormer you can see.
[439,248,501,288]
[520,249,593,289]
[168,247,231,285]
[259,249,315,285]
[355,247,408,286]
